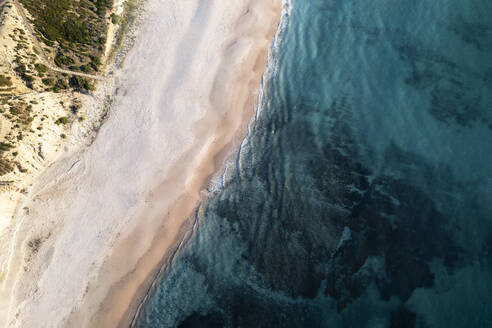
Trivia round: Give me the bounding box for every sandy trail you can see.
[0,0,281,327]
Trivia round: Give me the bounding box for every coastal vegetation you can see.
[0,75,12,87]
[54,116,68,125]
[0,0,104,178]
[109,0,140,61]
[19,0,112,64]
[15,0,111,93]
[0,142,14,175]
[0,0,137,212]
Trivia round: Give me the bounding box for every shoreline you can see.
[72,1,283,326]
[0,0,282,327]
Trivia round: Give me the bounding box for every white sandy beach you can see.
[0,0,281,327]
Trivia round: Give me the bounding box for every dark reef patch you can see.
[393,34,492,129]
[205,94,462,313]
[177,312,225,328]
[390,307,417,328]
[448,17,492,53]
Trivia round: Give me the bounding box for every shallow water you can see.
[135,0,492,327]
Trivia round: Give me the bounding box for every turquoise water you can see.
[135,0,492,327]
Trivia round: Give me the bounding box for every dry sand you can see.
[0,0,281,327]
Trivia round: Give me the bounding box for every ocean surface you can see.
[134,0,492,327]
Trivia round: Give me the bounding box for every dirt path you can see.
[13,0,106,81]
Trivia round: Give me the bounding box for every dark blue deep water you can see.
[135,0,492,327]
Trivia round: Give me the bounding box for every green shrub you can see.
[14,65,34,87]
[110,13,120,24]
[55,116,69,125]
[0,75,12,87]
[0,142,14,151]
[9,107,22,115]
[69,76,94,91]
[34,63,47,73]
[53,79,69,92]
[23,74,34,83]
[42,78,53,86]
[54,53,74,67]
[80,64,94,73]
[14,64,26,74]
